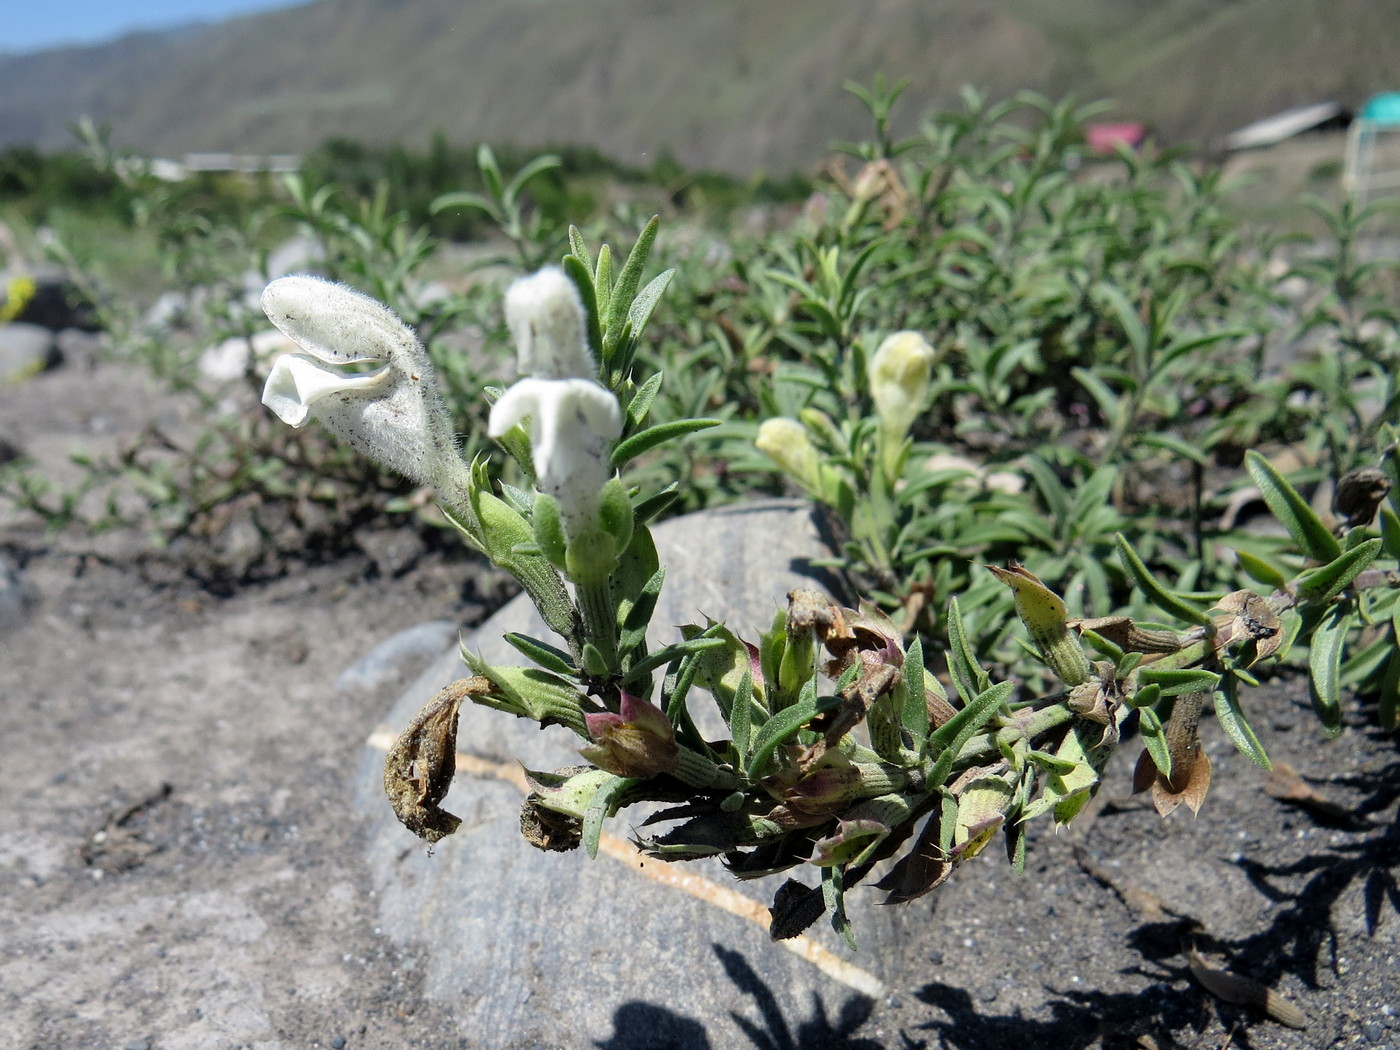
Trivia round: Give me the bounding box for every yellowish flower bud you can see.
[756,417,822,492]
[987,562,1094,687]
[869,331,935,442]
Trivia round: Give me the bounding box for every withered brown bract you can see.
[384,677,492,843]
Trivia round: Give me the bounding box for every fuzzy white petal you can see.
[261,354,391,427]
[488,377,622,528]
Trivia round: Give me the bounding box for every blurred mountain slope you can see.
[0,0,1389,173]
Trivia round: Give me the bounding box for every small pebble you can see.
[331,1038,347,1049]
[1361,1022,1385,1043]
[926,950,944,965]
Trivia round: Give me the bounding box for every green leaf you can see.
[1137,668,1221,696]
[626,371,665,428]
[1245,450,1342,563]
[1115,533,1214,627]
[567,225,590,270]
[625,635,726,689]
[1307,606,1349,739]
[729,668,757,768]
[612,418,722,468]
[1095,282,1148,361]
[1381,650,1400,731]
[1138,432,1208,467]
[745,679,842,780]
[561,254,605,358]
[947,596,991,702]
[1071,366,1120,420]
[632,486,681,525]
[823,864,856,951]
[927,680,1015,787]
[901,636,929,741]
[1068,466,1118,536]
[1381,507,1400,560]
[1213,676,1271,770]
[1294,538,1381,604]
[1027,749,1078,775]
[628,268,675,342]
[428,190,498,218]
[582,775,633,859]
[618,564,666,662]
[504,633,576,676]
[476,143,503,201]
[1023,455,1068,526]
[604,215,660,356]
[594,244,613,319]
[504,154,562,203]
[1137,705,1172,781]
[1235,549,1289,591]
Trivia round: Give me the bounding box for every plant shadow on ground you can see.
[594,944,881,1050]
[911,733,1400,1050]
[1228,742,1400,978]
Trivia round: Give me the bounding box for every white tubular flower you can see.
[489,377,622,530]
[504,266,594,380]
[260,276,462,493]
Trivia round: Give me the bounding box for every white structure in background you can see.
[1345,93,1400,203]
[1222,101,1349,151]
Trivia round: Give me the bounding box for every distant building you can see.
[181,153,301,175]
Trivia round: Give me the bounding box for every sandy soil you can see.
[1,354,1397,1050]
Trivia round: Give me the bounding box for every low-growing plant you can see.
[253,213,1400,950]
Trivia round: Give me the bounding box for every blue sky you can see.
[5,0,304,54]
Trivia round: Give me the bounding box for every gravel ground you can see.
[1,356,1397,1050]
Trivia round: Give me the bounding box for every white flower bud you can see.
[504,266,595,380]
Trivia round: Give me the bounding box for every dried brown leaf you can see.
[1262,762,1354,823]
[383,676,490,843]
[875,811,950,904]
[1186,948,1308,1029]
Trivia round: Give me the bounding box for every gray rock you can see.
[335,619,460,694]
[0,323,58,382]
[353,500,910,1049]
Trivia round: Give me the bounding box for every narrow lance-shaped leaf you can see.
[1294,538,1381,605]
[1307,606,1349,739]
[1115,533,1214,627]
[927,680,1015,787]
[628,268,675,343]
[1245,450,1341,563]
[1214,675,1271,770]
[612,418,723,469]
[582,775,633,859]
[603,215,660,358]
[902,635,929,740]
[947,596,991,701]
[746,680,844,780]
